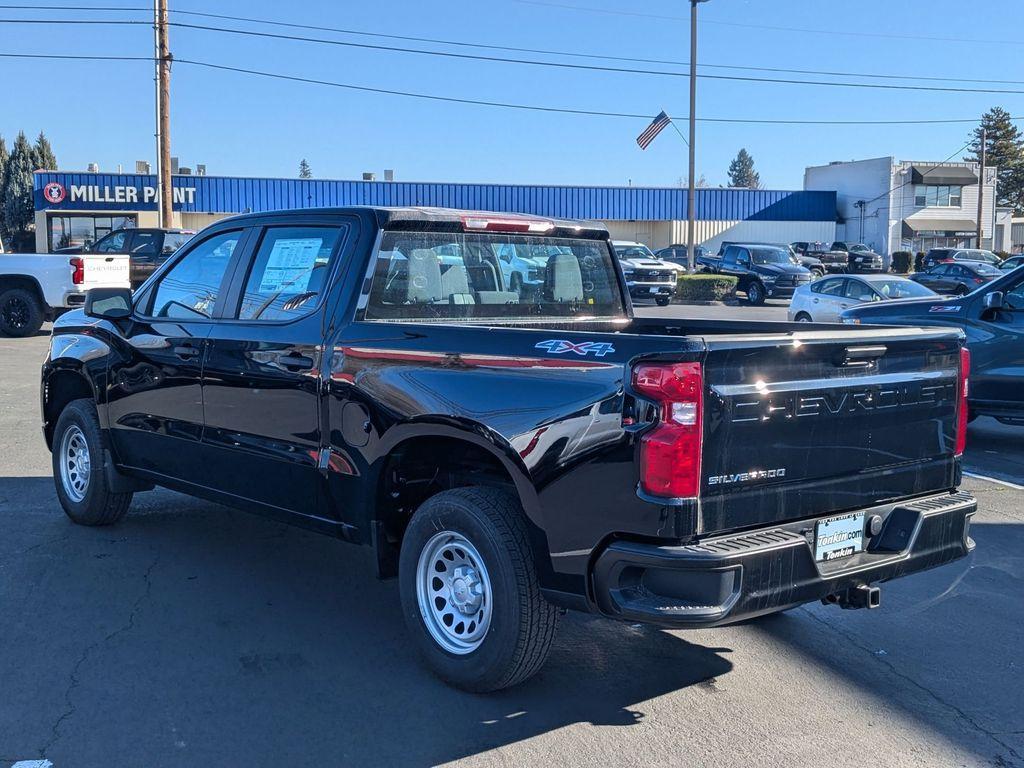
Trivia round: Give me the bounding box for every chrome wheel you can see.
[59,424,91,503]
[416,531,493,655]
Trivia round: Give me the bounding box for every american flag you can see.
[636,111,671,150]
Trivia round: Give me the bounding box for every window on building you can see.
[47,214,135,251]
[914,185,963,207]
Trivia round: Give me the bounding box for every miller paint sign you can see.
[39,181,197,208]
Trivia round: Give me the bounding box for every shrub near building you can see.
[675,274,738,302]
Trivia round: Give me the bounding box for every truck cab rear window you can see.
[363,231,625,322]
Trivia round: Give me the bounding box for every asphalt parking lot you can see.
[2,317,1022,768]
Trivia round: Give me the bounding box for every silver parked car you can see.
[787,273,937,323]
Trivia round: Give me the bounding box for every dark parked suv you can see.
[41,207,976,691]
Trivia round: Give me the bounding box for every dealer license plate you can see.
[814,512,865,562]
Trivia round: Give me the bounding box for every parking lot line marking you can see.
[12,761,54,768]
[963,471,1024,490]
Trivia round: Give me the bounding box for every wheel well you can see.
[0,275,45,304]
[795,311,812,320]
[43,371,94,448]
[373,436,518,577]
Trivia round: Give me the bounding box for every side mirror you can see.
[85,287,133,320]
[983,291,1004,310]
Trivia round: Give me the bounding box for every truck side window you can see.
[94,230,128,253]
[149,231,241,319]
[130,232,159,256]
[236,226,344,322]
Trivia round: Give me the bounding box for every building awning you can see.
[902,217,977,237]
[910,164,978,186]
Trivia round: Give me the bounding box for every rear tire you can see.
[955,284,970,296]
[399,487,559,692]
[746,282,766,305]
[52,399,133,526]
[0,287,45,337]
[794,312,813,322]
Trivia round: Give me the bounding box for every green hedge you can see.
[891,251,912,273]
[675,273,738,301]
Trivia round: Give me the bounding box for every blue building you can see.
[33,171,837,253]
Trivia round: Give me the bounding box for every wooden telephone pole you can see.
[155,0,172,228]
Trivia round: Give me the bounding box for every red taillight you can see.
[955,347,970,456]
[633,362,703,498]
[70,257,84,285]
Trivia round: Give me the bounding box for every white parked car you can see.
[788,273,937,323]
[0,251,130,336]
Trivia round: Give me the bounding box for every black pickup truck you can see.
[41,207,976,691]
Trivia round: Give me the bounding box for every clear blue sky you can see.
[2,0,1022,188]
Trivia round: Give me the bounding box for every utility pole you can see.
[976,127,986,249]
[686,0,709,273]
[855,200,866,242]
[156,0,172,228]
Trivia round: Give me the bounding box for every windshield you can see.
[750,247,792,265]
[972,263,1002,275]
[365,231,627,322]
[871,279,936,299]
[850,244,870,252]
[614,244,656,260]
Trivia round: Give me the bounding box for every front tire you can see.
[655,296,671,307]
[399,487,559,692]
[52,399,133,526]
[0,287,45,337]
[746,281,766,305]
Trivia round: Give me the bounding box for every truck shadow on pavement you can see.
[749,519,1024,768]
[0,482,733,767]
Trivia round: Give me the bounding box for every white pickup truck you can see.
[0,238,130,337]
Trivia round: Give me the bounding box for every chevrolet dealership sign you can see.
[41,181,196,207]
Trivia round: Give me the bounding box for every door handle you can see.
[813,298,819,303]
[173,344,201,359]
[276,353,315,371]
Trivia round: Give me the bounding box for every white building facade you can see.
[804,157,1003,254]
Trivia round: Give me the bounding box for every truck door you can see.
[199,219,354,522]
[107,227,250,483]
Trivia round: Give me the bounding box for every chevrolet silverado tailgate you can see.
[81,253,130,290]
[697,326,964,534]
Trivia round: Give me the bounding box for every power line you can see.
[4,6,1024,87]
[162,20,1024,95]
[513,0,1024,47]
[0,50,1018,128]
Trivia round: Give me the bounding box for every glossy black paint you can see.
[843,266,1024,423]
[42,206,973,620]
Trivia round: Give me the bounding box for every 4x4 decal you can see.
[535,339,616,357]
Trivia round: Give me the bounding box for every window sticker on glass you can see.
[258,237,324,293]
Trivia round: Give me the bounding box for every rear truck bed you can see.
[583,321,975,626]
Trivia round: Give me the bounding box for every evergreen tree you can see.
[299,159,312,179]
[0,136,8,242]
[32,131,57,171]
[727,148,760,189]
[966,107,1024,213]
[2,132,37,251]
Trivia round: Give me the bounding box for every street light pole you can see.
[686,0,708,273]
[976,127,987,249]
